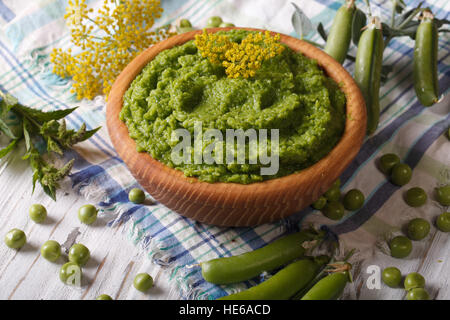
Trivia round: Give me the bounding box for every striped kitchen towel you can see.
[0,0,449,300]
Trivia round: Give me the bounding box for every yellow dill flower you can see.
[195,30,284,79]
[51,0,174,100]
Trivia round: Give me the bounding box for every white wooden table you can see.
[0,143,449,300]
[0,147,179,300]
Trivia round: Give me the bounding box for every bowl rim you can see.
[106,27,367,208]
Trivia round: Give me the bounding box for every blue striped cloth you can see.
[0,0,449,299]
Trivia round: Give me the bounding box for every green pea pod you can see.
[351,8,367,46]
[324,0,356,64]
[201,229,322,285]
[301,271,350,300]
[354,17,384,135]
[218,256,329,300]
[414,10,439,107]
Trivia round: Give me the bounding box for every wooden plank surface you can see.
[0,149,178,300]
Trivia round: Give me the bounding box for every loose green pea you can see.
[407,218,430,241]
[343,189,365,210]
[404,187,427,207]
[68,243,90,266]
[312,196,327,210]
[179,18,192,28]
[435,185,450,206]
[322,201,345,220]
[40,240,61,262]
[29,204,47,223]
[389,236,412,259]
[332,178,341,189]
[128,188,145,204]
[60,262,82,285]
[379,153,400,174]
[78,204,98,225]
[4,228,26,249]
[324,186,341,202]
[96,294,113,300]
[133,273,153,292]
[206,16,222,28]
[436,212,450,232]
[406,287,429,300]
[178,27,194,34]
[219,22,235,27]
[390,163,412,186]
[382,267,402,288]
[404,272,425,291]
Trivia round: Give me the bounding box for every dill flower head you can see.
[51,0,174,100]
[195,30,285,79]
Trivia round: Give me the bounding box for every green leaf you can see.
[381,64,395,83]
[13,104,77,124]
[352,8,367,45]
[0,92,18,118]
[291,2,313,39]
[23,118,31,152]
[0,139,19,158]
[47,137,63,155]
[82,126,101,141]
[317,23,327,41]
[391,0,406,14]
[0,117,17,139]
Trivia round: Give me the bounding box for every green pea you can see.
[379,153,400,174]
[128,188,145,204]
[68,243,90,266]
[324,185,341,202]
[436,212,450,232]
[179,18,192,28]
[331,178,341,189]
[96,294,113,300]
[4,228,26,249]
[78,204,98,225]
[60,262,82,285]
[435,185,450,206]
[178,27,194,34]
[343,189,365,211]
[29,204,47,223]
[407,218,430,241]
[382,267,402,288]
[322,201,345,220]
[312,196,327,210]
[219,22,235,27]
[404,187,427,207]
[206,16,222,28]
[404,272,425,291]
[406,287,429,300]
[40,240,61,262]
[390,163,412,186]
[133,273,154,292]
[389,236,412,259]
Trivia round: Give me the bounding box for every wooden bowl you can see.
[106,27,366,227]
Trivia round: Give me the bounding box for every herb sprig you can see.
[0,89,100,200]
